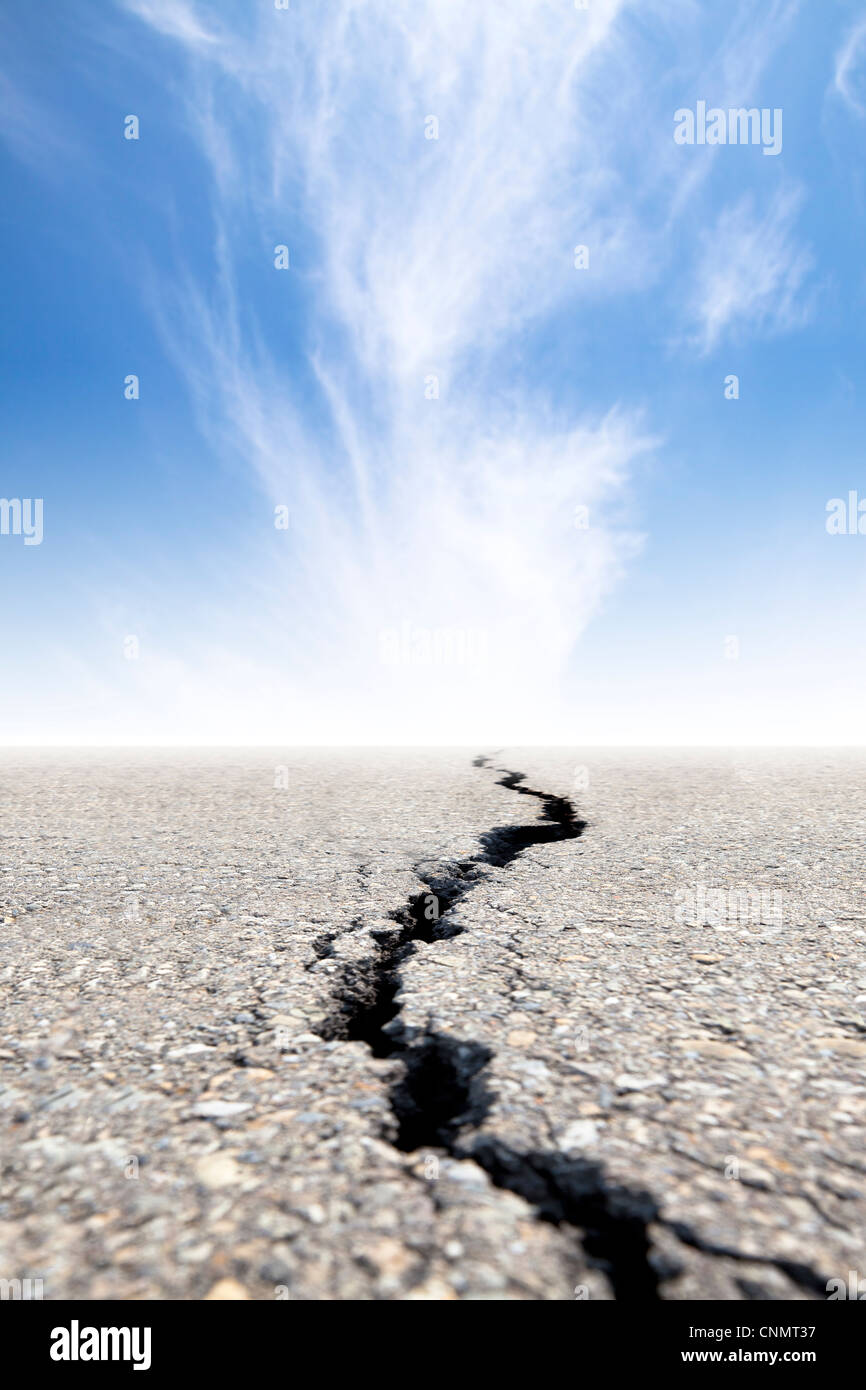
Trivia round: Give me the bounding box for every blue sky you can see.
[2,0,866,744]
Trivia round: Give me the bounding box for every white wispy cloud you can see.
[110,0,662,740]
[686,187,814,354]
[121,0,218,47]
[101,0,811,741]
[833,17,866,116]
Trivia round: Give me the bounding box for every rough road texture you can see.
[1,748,864,1300]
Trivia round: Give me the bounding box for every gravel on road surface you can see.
[1,747,863,1300]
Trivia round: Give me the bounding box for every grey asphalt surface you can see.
[1,748,864,1300]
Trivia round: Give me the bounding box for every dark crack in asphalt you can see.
[312,754,827,1301]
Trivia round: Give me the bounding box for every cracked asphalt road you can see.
[1,748,864,1299]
